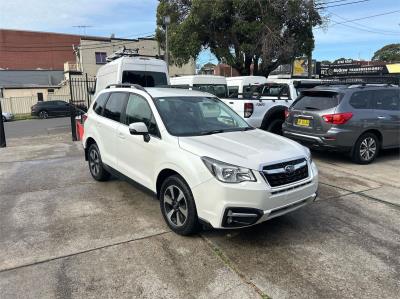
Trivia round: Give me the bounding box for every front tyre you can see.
[266,118,284,135]
[88,143,111,181]
[352,133,379,164]
[160,175,200,235]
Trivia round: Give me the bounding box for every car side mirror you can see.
[129,122,150,142]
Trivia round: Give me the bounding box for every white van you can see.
[170,75,228,98]
[226,76,267,98]
[95,56,169,94]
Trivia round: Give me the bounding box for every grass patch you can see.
[12,114,35,121]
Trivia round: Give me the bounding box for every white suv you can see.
[83,85,318,235]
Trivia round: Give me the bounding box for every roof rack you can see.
[105,83,146,91]
[106,47,162,62]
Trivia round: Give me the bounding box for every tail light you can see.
[284,108,290,119]
[322,112,353,125]
[244,103,253,118]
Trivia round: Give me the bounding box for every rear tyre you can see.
[159,175,200,235]
[88,143,111,181]
[266,118,284,135]
[352,133,379,164]
[38,110,49,119]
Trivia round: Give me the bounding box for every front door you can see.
[117,92,162,190]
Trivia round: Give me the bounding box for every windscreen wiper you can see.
[200,129,225,135]
[304,106,320,110]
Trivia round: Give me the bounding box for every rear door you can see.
[372,89,400,147]
[287,90,341,134]
[97,92,129,168]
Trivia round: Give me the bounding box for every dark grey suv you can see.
[283,85,400,164]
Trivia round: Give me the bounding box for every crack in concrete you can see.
[0,231,172,274]
[200,234,270,299]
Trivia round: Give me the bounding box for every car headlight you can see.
[303,146,312,163]
[201,157,256,183]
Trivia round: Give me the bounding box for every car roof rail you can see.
[105,83,146,91]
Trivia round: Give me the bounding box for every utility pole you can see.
[163,16,171,71]
[307,0,314,78]
[0,96,6,148]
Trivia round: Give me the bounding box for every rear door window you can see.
[122,71,167,87]
[372,89,400,111]
[93,93,109,115]
[103,92,128,122]
[293,91,341,111]
[349,91,373,109]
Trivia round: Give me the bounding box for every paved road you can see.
[4,117,71,139]
[0,133,399,298]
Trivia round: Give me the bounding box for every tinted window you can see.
[103,93,127,122]
[349,91,373,109]
[228,86,239,98]
[122,71,167,87]
[125,94,159,136]
[373,89,400,111]
[255,84,289,97]
[293,91,341,110]
[192,84,228,98]
[93,93,109,115]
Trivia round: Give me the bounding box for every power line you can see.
[316,0,370,9]
[331,9,400,25]
[330,11,400,34]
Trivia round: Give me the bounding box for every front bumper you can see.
[192,161,318,229]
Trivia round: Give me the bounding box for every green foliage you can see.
[156,0,322,76]
[372,44,400,63]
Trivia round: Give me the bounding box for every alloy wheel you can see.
[163,185,188,227]
[89,148,100,176]
[39,111,48,119]
[359,137,376,161]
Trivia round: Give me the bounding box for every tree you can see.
[156,0,322,76]
[372,44,400,63]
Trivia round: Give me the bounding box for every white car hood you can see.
[178,129,307,170]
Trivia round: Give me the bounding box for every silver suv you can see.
[283,85,400,164]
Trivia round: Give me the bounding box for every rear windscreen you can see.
[192,84,228,98]
[292,91,341,110]
[122,71,168,87]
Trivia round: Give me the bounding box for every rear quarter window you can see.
[93,93,109,115]
[349,91,373,109]
[293,91,341,110]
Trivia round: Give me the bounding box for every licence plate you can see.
[296,118,310,127]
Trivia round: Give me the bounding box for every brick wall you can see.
[0,29,81,70]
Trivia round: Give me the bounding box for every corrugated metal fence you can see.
[0,94,70,115]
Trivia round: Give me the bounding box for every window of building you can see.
[95,52,107,64]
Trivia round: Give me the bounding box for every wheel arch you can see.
[261,105,288,129]
[358,129,383,147]
[156,168,193,198]
[84,137,97,161]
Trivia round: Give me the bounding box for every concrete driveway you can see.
[4,117,70,138]
[0,134,399,298]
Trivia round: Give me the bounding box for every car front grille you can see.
[261,158,309,187]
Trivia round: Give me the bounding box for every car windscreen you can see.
[292,91,341,111]
[154,96,252,136]
[192,84,228,98]
[122,71,168,87]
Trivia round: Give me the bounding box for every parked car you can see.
[31,100,72,119]
[83,85,318,235]
[221,77,322,135]
[2,112,14,122]
[283,84,400,164]
[170,75,228,98]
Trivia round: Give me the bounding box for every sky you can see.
[0,0,399,67]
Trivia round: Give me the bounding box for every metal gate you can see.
[69,74,96,141]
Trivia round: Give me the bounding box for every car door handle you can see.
[377,116,387,119]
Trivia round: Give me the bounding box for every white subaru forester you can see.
[83,85,318,235]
